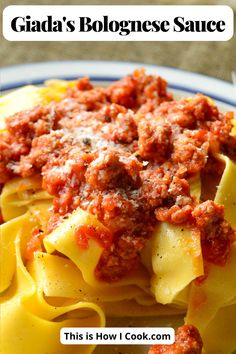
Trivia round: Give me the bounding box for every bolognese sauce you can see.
[0,69,236,283]
[149,325,203,354]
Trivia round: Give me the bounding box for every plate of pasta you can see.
[0,61,236,354]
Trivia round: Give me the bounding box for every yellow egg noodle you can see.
[0,83,236,354]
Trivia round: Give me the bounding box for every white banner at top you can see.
[3,5,234,41]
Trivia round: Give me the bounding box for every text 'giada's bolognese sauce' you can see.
[1,69,236,282]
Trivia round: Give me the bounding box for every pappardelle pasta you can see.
[0,69,236,354]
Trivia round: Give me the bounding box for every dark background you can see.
[1,0,236,82]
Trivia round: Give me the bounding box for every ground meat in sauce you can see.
[1,69,236,282]
[148,325,203,354]
[192,200,236,266]
[106,68,173,110]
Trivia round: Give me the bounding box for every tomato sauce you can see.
[75,224,112,250]
[25,227,44,261]
[149,325,203,354]
[1,69,236,282]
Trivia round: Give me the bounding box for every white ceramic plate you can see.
[1,61,235,354]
